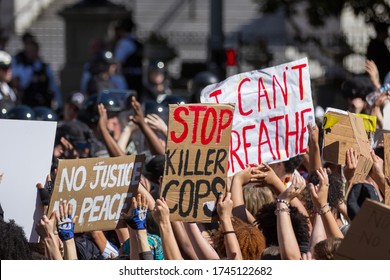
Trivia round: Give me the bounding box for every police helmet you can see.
[149,60,166,73]
[0,100,14,119]
[8,105,35,120]
[144,100,168,123]
[97,92,123,112]
[162,95,189,106]
[188,71,219,102]
[0,50,12,69]
[34,106,58,121]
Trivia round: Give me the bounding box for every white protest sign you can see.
[0,119,56,242]
[201,58,315,175]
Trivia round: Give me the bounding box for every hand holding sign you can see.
[36,174,52,207]
[344,148,359,184]
[251,163,279,187]
[369,150,386,196]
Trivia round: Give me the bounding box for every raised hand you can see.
[152,197,170,225]
[309,167,329,210]
[122,194,148,230]
[57,200,77,241]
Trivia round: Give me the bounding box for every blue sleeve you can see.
[46,65,63,108]
[114,39,136,63]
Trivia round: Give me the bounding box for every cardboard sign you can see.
[322,108,373,190]
[335,199,390,260]
[161,104,234,222]
[0,119,56,242]
[384,134,390,206]
[201,58,314,176]
[48,155,145,232]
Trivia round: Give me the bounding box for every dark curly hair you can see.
[305,171,344,213]
[213,217,266,260]
[0,219,32,259]
[283,155,304,174]
[255,202,310,252]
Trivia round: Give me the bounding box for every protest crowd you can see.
[1,15,390,261]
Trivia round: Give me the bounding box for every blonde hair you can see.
[243,184,275,216]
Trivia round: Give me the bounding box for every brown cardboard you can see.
[48,155,145,233]
[161,103,235,222]
[323,109,373,192]
[384,134,390,206]
[335,199,390,260]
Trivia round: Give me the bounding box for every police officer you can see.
[114,18,143,95]
[142,60,172,103]
[0,51,17,113]
[188,71,219,103]
[11,40,62,110]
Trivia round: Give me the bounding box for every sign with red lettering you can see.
[201,58,314,175]
[48,155,145,233]
[161,104,235,222]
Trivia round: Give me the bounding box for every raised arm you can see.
[217,192,243,260]
[122,194,153,260]
[365,60,381,90]
[152,198,183,260]
[130,96,165,155]
[308,123,322,172]
[309,168,343,239]
[35,211,63,260]
[230,165,259,224]
[184,222,219,260]
[57,201,78,260]
[276,174,306,260]
[253,164,311,221]
[145,114,168,138]
[171,221,199,260]
[98,103,126,157]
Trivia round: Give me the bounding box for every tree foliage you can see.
[254,0,390,26]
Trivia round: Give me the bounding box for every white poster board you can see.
[382,102,390,130]
[0,119,56,242]
[201,58,315,175]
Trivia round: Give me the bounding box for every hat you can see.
[347,183,380,220]
[0,50,11,69]
[56,120,92,147]
[143,154,165,183]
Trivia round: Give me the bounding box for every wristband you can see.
[276,199,290,208]
[274,208,290,215]
[222,231,236,235]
